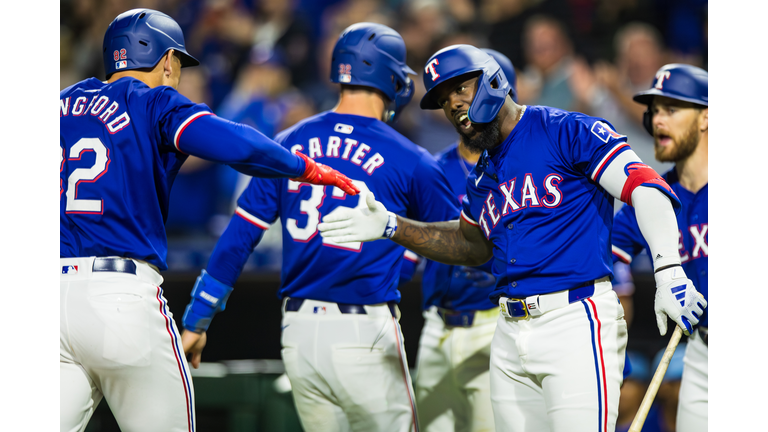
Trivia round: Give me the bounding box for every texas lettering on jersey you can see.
[461,106,633,301]
[474,174,564,237]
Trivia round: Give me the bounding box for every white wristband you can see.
[383,212,398,239]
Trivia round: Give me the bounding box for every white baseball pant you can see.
[676,328,707,432]
[280,298,419,432]
[60,257,195,432]
[490,279,627,432]
[414,306,496,432]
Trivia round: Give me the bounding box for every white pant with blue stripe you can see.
[489,286,627,432]
[60,257,196,432]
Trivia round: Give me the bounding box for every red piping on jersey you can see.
[591,143,629,182]
[587,298,609,432]
[156,287,194,432]
[174,112,214,153]
[461,211,478,226]
[235,207,270,230]
[392,317,420,432]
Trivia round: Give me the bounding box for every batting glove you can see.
[292,152,360,196]
[318,192,396,243]
[653,266,707,336]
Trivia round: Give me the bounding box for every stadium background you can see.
[60,0,707,430]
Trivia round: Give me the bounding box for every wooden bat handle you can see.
[628,325,683,432]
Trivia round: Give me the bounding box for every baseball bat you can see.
[627,325,683,432]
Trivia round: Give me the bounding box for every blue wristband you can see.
[182,269,234,333]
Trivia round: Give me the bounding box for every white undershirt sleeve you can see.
[597,148,681,272]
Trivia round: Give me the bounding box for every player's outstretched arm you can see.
[178,115,359,195]
[318,192,493,266]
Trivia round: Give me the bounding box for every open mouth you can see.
[456,112,472,131]
[655,133,672,147]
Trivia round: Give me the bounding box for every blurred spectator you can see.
[517,14,577,110]
[570,22,674,173]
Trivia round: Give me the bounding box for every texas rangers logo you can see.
[425,58,440,81]
[654,70,672,89]
[338,64,352,83]
[591,121,625,143]
[62,265,78,275]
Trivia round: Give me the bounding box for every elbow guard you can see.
[620,163,682,214]
[182,269,234,333]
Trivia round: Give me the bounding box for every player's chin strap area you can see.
[182,269,234,333]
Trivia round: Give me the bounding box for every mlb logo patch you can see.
[313,306,327,315]
[338,63,352,83]
[116,60,128,70]
[62,265,78,275]
[591,121,625,143]
[334,123,354,134]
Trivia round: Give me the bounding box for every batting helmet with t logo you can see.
[102,9,199,79]
[420,45,512,124]
[633,64,708,135]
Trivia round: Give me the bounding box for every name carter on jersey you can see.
[61,94,131,134]
[289,135,385,175]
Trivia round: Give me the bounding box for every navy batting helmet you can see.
[103,9,199,79]
[330,22,416,123]
[420,45,512,124]
[481,49,518,103]
[633,63,708,135]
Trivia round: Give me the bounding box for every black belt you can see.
[285,298,396,317]
[92,257,137,275]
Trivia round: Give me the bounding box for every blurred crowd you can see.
[61,0,707,241]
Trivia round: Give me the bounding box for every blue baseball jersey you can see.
[60,77,305,270]
[420,143,497,311]
[208,111,459,304]
[461,105,634,302]
[612,168,708,327]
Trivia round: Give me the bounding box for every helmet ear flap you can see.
[642,109,653,136]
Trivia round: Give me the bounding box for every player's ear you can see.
[699,108,708,133]
[163,49,176,78]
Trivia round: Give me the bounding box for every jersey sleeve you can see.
[554,114,632,183]
[205,176,280,286]
[611,203,647,264]
[406,152,461,222]
[150,87,305,178]
[205,215,267,287]
[235,176,281,228]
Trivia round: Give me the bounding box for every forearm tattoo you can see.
[393,219,489,266]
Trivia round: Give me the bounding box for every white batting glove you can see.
[318,192,396,243]
[653,266,707,336]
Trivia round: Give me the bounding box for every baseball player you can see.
[60,9,358,432]
[411,48,517,432]
[180,23,459,432]
[611,64,708,432]
[318,44,707,432]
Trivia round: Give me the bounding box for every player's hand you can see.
[292,152,360,196]
[318,191,391,243]
[181,330,208,369]
[653,266,707,336]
